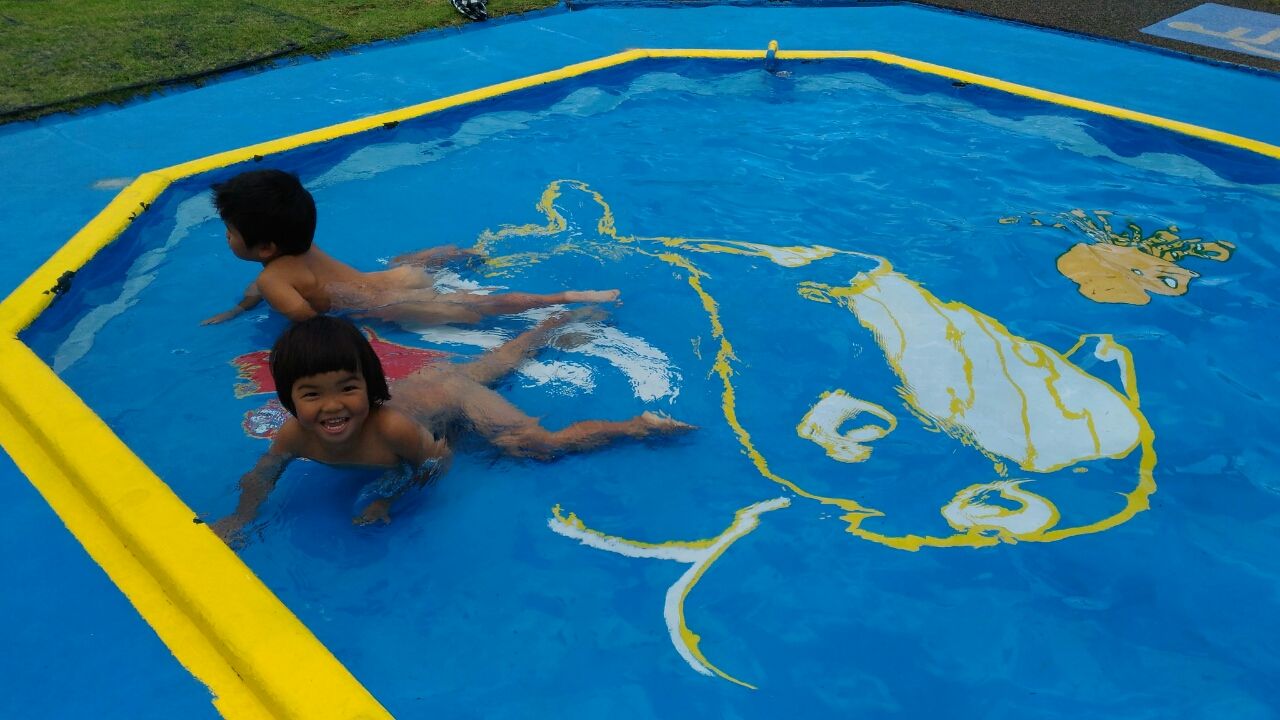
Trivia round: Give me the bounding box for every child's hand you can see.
[354,499,393,526]
[201,309,240,325]
[209,517,247,548]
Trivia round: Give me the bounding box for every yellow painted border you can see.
[0,45,1275,718]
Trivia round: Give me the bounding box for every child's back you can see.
[256,246,431,318]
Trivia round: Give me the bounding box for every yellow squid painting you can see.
[473,181,1158,689]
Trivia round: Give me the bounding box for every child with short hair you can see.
[202,169,619,326]
[211,311,691,545]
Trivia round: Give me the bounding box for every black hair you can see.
[212,169,317,255]
[270,316,391,415]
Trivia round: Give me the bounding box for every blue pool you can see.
[21,57,1280,717]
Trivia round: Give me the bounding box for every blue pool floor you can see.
[0,453,217,717]
[2,4,1278,716]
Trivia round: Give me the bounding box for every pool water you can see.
[22,59,1280,717]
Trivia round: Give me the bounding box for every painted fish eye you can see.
[1130,268,1144,276]
[1160,276,1179,288]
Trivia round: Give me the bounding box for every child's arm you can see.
[210,429,299,545]
[201,281,263,325]
[256,272,318,322]
[353,412,451,526]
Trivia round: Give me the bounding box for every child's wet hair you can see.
[270,316,391,415]
[212,169,316,255]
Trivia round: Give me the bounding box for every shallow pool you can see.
[22,58,1280,717]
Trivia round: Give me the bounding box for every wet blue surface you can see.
[19,58,1280,717]
[0,456,217,718]
[2,4,1279,296]
[3,5,1279,717]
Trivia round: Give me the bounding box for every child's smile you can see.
[291,370,370,445]
[319,416,352,435]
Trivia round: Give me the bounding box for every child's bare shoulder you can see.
[256,253,322,303]
[370,407,440,465]
[258,252,308,280]
[371,406,422,440]
[271,417,307,452]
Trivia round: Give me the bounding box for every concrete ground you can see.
[912,0,1280,72]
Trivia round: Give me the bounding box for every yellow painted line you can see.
[0,339,390,719]
[776,49,1280,160]
[2,43,1275,718]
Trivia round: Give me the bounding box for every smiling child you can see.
[212,311,691,545]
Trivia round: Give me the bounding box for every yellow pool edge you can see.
[0,339,367,719]
[0,44,1276,719]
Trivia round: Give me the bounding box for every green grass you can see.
[0,0,557,122]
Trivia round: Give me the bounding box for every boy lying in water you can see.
[202,169,618,326]
[211,311,691,544]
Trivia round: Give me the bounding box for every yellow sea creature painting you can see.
[471,181,1167,690]
[1002,209,1236,305]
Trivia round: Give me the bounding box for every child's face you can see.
[225,223,254,260]
[225,223,275,262]
[289,370,371,445]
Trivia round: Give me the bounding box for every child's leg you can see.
[391,245,475,269]
[462,307,606,385]
[492,413,693,460]
[449,289,620,318]
[364,301,487,327]
[453,378,692,460]
[364,291,617,328]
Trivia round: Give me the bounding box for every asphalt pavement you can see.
[912,0,1280,72]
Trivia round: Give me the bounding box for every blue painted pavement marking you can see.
[1143,3,1280,61]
